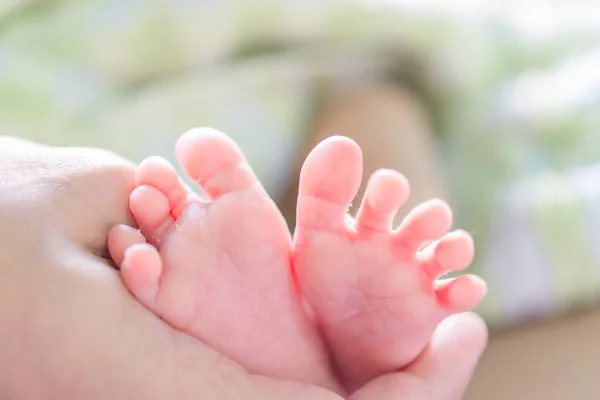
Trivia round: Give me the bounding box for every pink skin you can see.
[293,136,486,390]
[108,129,486,394]
[0,135,487,399]
[107,128,338,391]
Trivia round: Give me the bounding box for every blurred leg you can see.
[466,306,600,399]
[279,82,447,230]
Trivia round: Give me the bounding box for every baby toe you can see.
[419,230,475,279]
[121,243,163,310]
[434,274,487,314]
[393,199,453,254]
[175,128,260,200]
[130,185,173,247]
[355,169,409,233]
[296,136,363,231]
[136,156,190,218]
[108,224,147,266]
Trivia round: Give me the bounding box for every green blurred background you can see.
[2,0,600,331]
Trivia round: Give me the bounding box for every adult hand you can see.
[0,137,486,399]
[350,313,487,400]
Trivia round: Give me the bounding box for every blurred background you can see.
[2,0,600,398]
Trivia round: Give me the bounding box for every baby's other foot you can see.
[292,136,486,390]
[108,128,337,389]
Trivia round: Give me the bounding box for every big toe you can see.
[296,136,363,231]
[175,128,261,200]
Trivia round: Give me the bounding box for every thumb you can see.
[349,312,487,400]
[406,312,488,399]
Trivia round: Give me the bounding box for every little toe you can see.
[175,128,260,200]
[130,185,174,247]
[355,169,409,233]
[393,199,453,254]
[108,224,147,266]
[296,136,363,231]
[121,243,163,310]
[136,156,190,218]
[434,275,487,314]
[418,230,475,280]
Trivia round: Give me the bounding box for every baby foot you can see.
[292,136,486,390]
[107,128,337,389]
